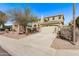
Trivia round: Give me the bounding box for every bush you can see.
[76,16,79,28]
[57,26,73,41]
[58,26,79,42]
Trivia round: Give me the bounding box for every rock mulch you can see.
[51,37,79,49]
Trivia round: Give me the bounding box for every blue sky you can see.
[0,3,79,25]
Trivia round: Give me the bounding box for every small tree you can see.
[31,16,39,22]
[0,11,8,29]
[9,8,32,34]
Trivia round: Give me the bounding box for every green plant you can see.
[0,11,8,28]
[76,16,79,28]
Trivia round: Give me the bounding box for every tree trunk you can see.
[18,25,24,34]
[23,26,26,34]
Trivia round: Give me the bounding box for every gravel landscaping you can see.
[51,37,79,49]
[1,31,27,39]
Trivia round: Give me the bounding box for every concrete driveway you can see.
[0,31,57,56]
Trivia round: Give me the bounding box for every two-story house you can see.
[40,14,64,33]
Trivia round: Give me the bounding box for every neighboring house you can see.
[12,21,19,32]
[0,25,4,31]
[12,21,39,33]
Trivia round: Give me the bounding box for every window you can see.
[52,17,54,20]
[59,16,61,19]
[63,16,64,19]
[62,22,64,25]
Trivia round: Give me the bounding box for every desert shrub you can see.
[58,26,79,42]
[57,26,73,41]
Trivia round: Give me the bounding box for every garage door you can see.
[40,26,59,33]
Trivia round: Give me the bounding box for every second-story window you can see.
[59,16,61,19]
[63,16,64,19]
[52,17,54,20]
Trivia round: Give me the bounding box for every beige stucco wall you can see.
[48,16,64,23]
[40,15,64,33]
